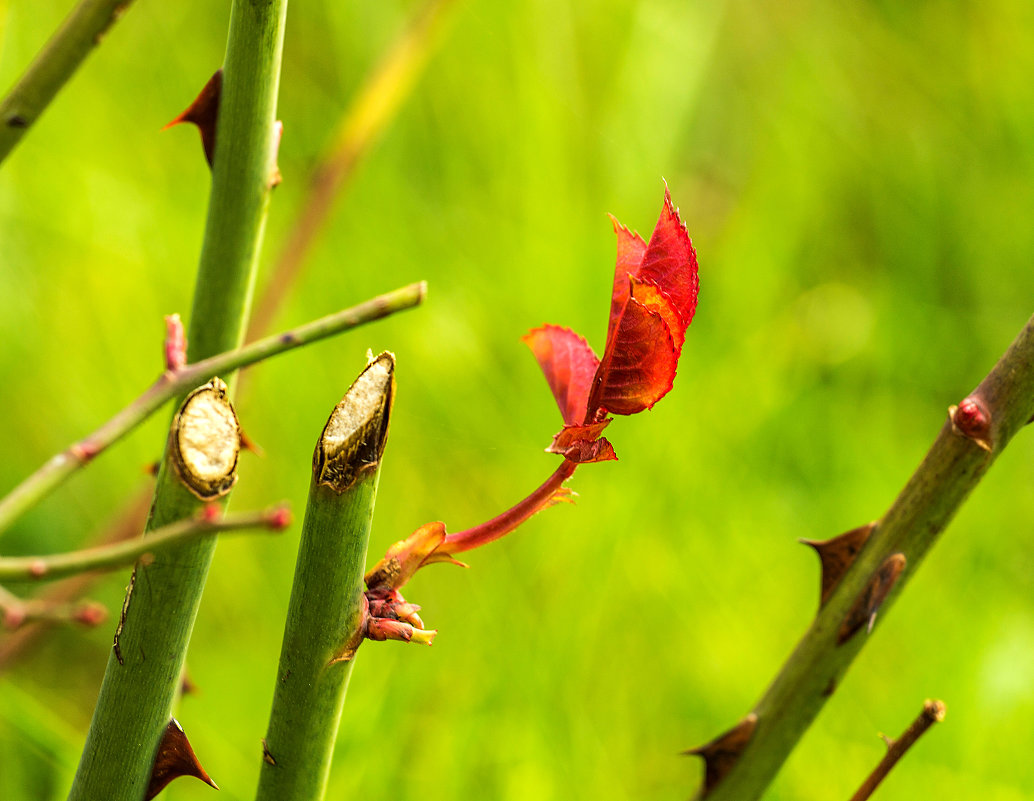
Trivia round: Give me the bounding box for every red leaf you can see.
[523,324,599,425]
[593,290,678,415]
[606,215,647,343]
[636,185,699,328]
[547,420,617,462]
[628,276,684,355]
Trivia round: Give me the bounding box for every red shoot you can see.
[526,184,698,461]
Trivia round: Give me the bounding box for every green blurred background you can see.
[3,1,1034,799]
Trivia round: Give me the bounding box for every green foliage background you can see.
[3,1,1034,799]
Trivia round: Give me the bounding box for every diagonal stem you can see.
[0,282,425,536]
[0,506,288,583]
[0,0,135,164]
[849,700,946,801]
[697,311,1034,800]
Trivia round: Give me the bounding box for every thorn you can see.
[801,523,876,606]
[684,713,758,797]
[28,559,47,578]
[200,504,221,523]
[163,314,187,372]
[145,718,218,800]
[144,460,161,476]
[72,601,107,627]
[838,553,906,644]
[262,738,277,765]
[239,427,265,456]
[948,396,992,451]
[879,732,893,749]
[164,69,222,167]
[180,670,198,697]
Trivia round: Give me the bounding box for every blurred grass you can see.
[2,1,1034,799]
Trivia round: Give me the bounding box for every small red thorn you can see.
[949,396,992,451]
[146,719,218,800]
[164,69,222,167]
[73,601,108,627]
[144,461,161,476]
[239,428,264,456]
[180,672,198,696]
[200,504,220,523]
[29,559,47,578]
[266,506,291,530]
[163,314,187,372]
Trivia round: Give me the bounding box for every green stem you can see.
[249,0,458,336]
[256,354,394,801]
[0,281,425,536]
[698,312,1034,800]
[67,3,289,799]
[0,507,287,583]
[0,0,134,164]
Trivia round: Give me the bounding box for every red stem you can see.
[443,459,578,553]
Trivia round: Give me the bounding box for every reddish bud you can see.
[3,606,26,630]
[266,505,291,530]
[163,314,187,372]
[73,601,108,627]
[200,504,220,523]
[70,441,100,463]
[949,396,992,451]
[29,559,47,578]
[366,617,436,645]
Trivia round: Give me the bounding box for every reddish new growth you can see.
[364,186,698,620]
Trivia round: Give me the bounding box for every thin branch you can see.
[0,583,106,630]
[0,506,289,583]
[0,281,426,536]
[850,700,946,801]
[0,0,136,164]
[248,0,458,335]
[695,311,1034,800]
[0,486,151,670]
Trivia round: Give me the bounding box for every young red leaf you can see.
[592,289,678,415]
[523,324,599,426]
[635,185,699,328]
[607,216,648,339]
